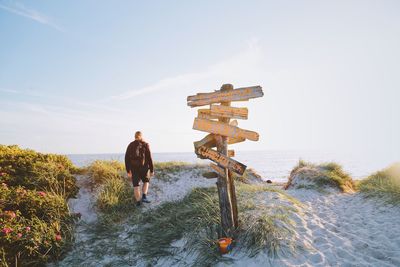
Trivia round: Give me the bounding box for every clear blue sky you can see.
[0,0,399,164]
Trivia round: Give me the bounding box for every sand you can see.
[53,168,400,267]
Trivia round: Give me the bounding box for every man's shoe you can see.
[136,200,142,207]
[142,197,151,203]
[142,193,151,203]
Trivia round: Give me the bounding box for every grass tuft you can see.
[359,162,400,204]
[84,160,125,186]
[285,160,355,193]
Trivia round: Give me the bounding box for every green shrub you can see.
[0,145,79,266]
[0,145,78,198]
[0,184,78,266]
[286,160,355,193]
[359,163,400,203]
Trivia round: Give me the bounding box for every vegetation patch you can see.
[128,183,301,266]
[285,160,355,193]
[0,145,79,266]
[359,162,400,204]
[84,160,125,186]
[154,161,207,182]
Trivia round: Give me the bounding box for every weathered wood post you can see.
[187,84,263,239]
[216,84,235,236]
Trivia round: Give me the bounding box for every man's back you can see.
[125,140,154,173]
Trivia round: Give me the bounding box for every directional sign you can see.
[210,163,225,177]
[187,86,263,107]
[198,109,219,120]
[193,118,259,141]
[195,146,246,175]
[194,134,245,149]
[210,105,248,120]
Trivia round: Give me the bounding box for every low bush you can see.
[0,145,78,198]
[359,162,400,203]
[0,145,79,266]
[0,185,78,266]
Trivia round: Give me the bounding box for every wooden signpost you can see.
[187,83,263,238]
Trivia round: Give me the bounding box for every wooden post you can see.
[215,84,236,237]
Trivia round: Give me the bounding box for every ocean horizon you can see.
[67,149,390,183]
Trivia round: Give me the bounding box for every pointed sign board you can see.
[195,146,246,175]
[187,86,263,107]
[210,105,248,120]
[193,117,259,141]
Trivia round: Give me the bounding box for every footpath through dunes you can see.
[53,160,400,267]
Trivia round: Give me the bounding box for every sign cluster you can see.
[187,84,264,237]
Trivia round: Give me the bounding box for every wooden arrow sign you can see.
[193,118,259,141]
[196,146,246,175]
[210,163,225,177]
[210,105,248,120]
[194,134,245,149]
[198,109,218,120]
[187,86,263,107]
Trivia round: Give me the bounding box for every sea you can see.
[67,150,394,183]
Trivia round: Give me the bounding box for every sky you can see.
[0,1,399,164]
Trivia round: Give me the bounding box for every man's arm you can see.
[146,143,154,173]
[125,143,132,174]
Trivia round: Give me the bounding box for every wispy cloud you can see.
[0,0,63,31]
[111,38,264,101]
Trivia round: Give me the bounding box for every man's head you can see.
[135,131,143,141]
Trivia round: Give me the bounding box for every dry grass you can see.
[359,162,400,204]
[285,160,356,193]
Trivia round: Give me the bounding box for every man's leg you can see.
[134,186,141,202]
[132,171,142,206]
[142,182,149,195]
[141,181,151,203]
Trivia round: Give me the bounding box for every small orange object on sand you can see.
[218,238,233,254]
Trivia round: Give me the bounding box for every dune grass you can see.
[128,183,301,266]
[84,160,125,186]
[359,163,400,204]
[286,160,355,193]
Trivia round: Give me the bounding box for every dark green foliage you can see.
[0,145,78,198]
[0,145,79,266]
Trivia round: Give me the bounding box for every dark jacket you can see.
[125,140,154,173]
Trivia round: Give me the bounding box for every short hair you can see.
[135,131,142,139]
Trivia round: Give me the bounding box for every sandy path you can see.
[52,169,215,266]
[281,190,400,267]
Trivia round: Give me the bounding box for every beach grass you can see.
[286,160,355,193]
[84,160,125,186]
[129,183,301,266]
[359,162,400,204]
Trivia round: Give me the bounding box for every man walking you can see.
[125,131,154,206]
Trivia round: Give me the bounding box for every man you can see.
[125,131,154,206]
